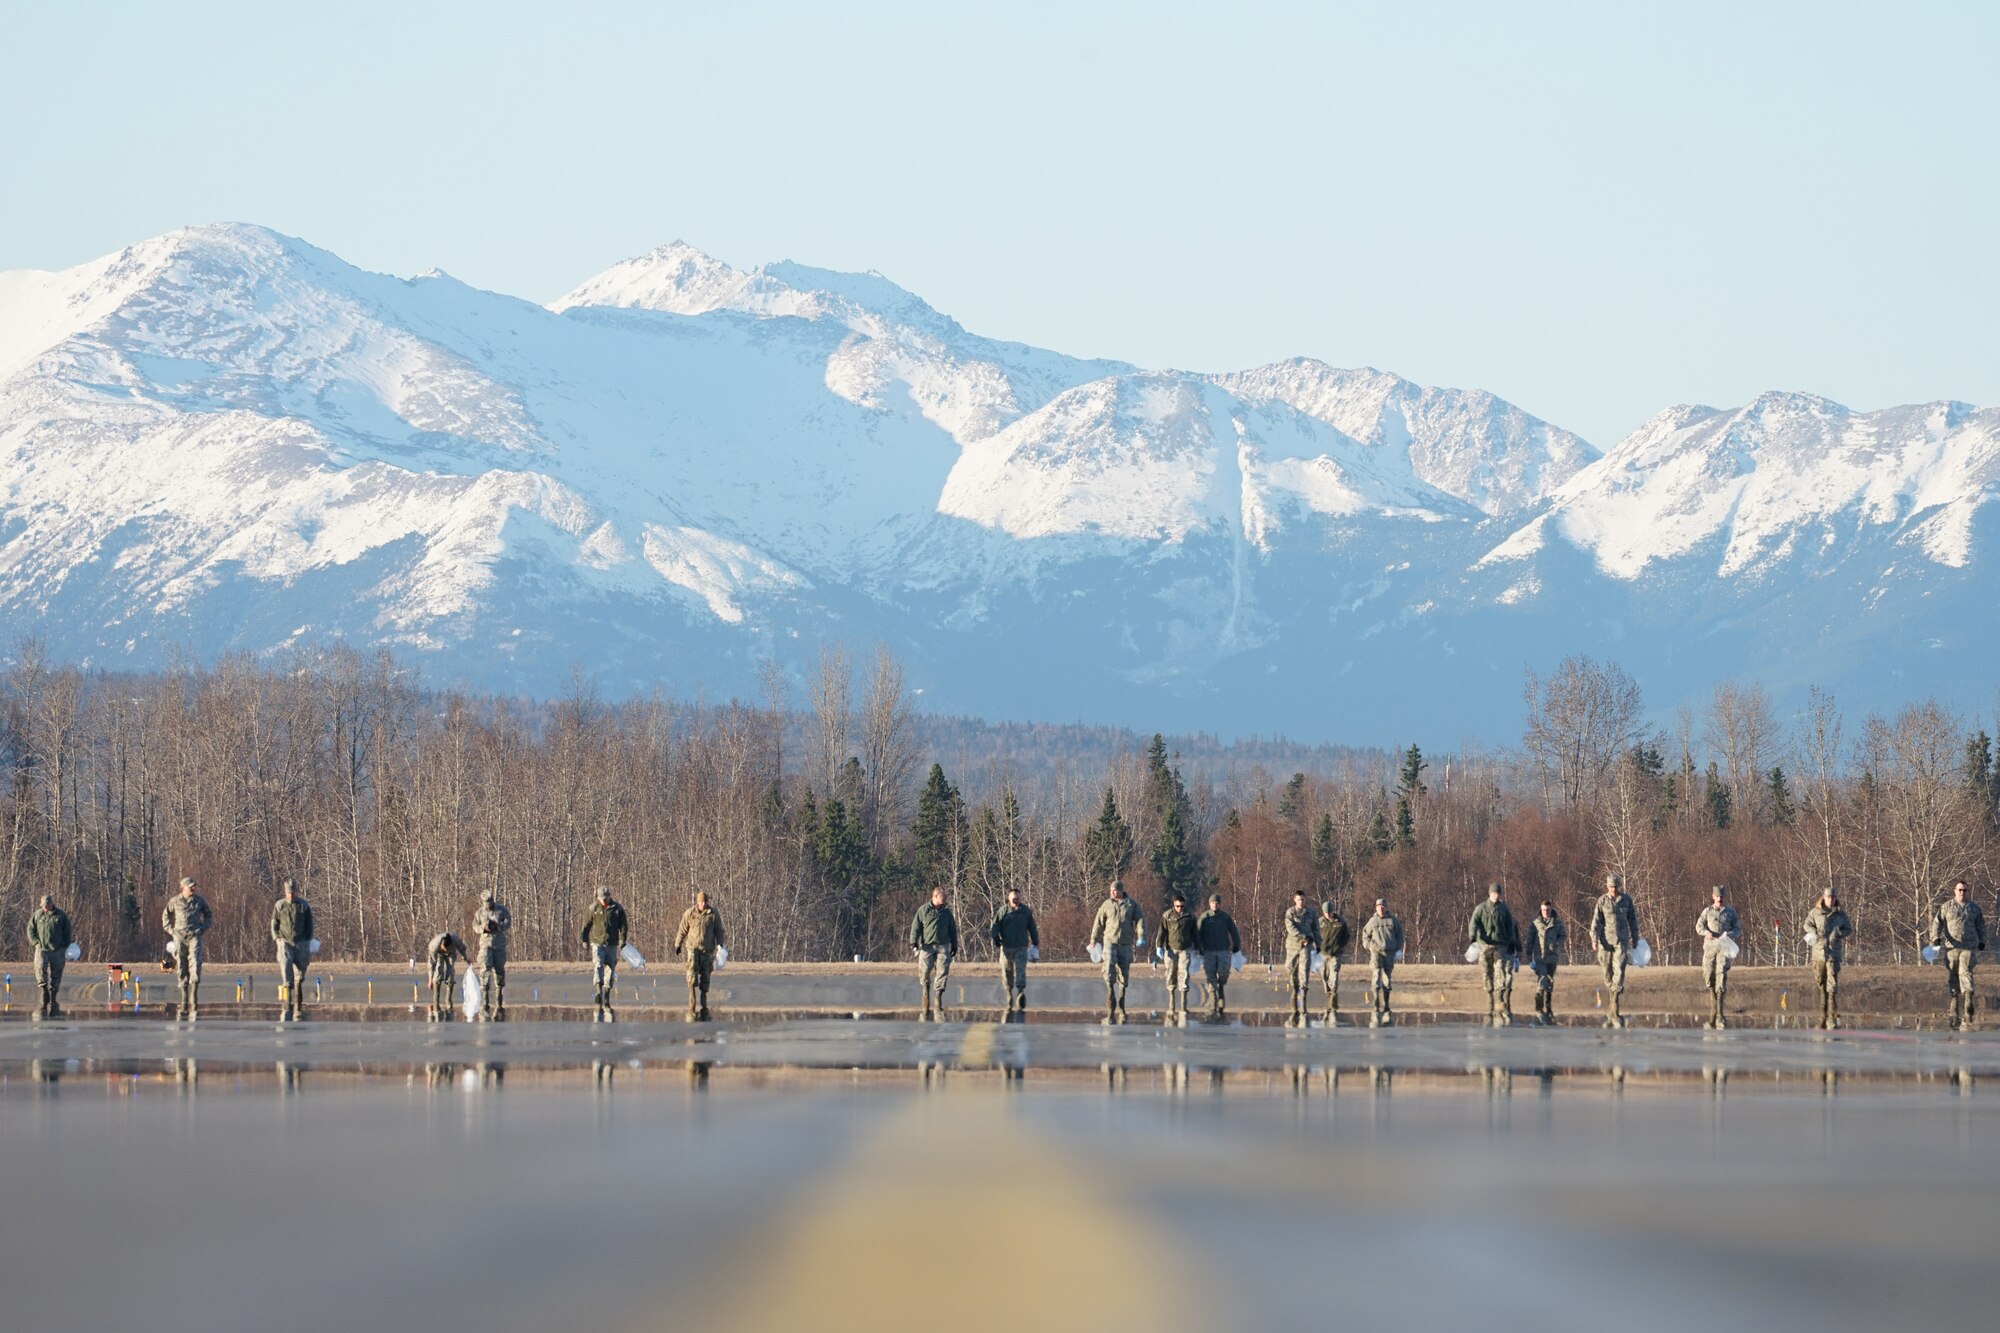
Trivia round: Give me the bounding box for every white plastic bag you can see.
[714,945,729,970]
[1717,936,1739,960]
[65,942,81,961]
[1922,945,1940,963]
[1631,938,1652,968]
[1231,951,1247,971]
[1464,942,1483,963]
[1395,949,1405,963]
[1803,929,1817,946]
[1308,950,1322,972]
[1088,942,1103,964]
[1135,920,1146,947]
[461,968,482,1020]
[1027,946,1038,962]
[619,943,645,969]
[166,939,179,956]
[308,938,321,955]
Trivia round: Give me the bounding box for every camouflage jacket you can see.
[474,902,512,958]
[1590,892,1638,950]
[1696,904,1740,950]
[163,893,213,939]
[1469,900,1520,953]
[1932,899,1986,952]
[1360,913,1404,958]
[1090,897,1141,949]
[1283,905,1320,956]
[28,907,72,954]
[428,932,468,981]
[1803,904,1852,964]
[271,897,315,944]
[674,906,725,955]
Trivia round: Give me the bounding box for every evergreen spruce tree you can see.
[1277,772,1308,825]
[1767,766,1795,826]
[1396,745,1428,799]
[1702,761,1733,830]
[1367,810,1394,854]
[1393,796,1416,849]
[1966,731,1997,832]
[910,763,968,888]
[1311,813,1338,891]
[1083,787,1135,887]
[1151,802,1201,905]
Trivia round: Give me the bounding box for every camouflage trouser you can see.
[173,935,204,992]
[1701,947,1731,997]
[1163,949,1195,1004]
[1944,949,1977,1012]
[1599,944,1629,995]
[429,965,454,1019]
[1320,957,1341,1009]
[277,942,309,1011]
[1479,946,1513,999]
[1202,950,1233,995]
[1813,958,1840,1005]
[33,949,64,1009]
[1286,947,1314,998]
[686,948,715,1002]
[1000,947,1030,1004]
[1369,953,1396,1006]
[477,951,506,1016]
[591,944,617,1001]
[1101,944,1133,1002]
[917,946,953,1004]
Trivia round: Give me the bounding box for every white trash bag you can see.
[1803,929,1817,946]
[461,968,482,1020]
[1922,945,1940,964]
[620,943,645,969]
[1631,938,1652,968]
[714,945,729,970]
[1088,943,1103,965]
[1027,945,1039,962]
[308,938,321,955]
[1308,950,1322,972]
[1231,951,1247,971]
[1717,936,1740,960]
[65,941,82,961]
[1395,949,1405,963]
[1464,943,1483,964]
[166,939,179,957]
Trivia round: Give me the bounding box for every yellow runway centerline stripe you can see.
[957,1022,997,1068]
[678,1094,1170,1333]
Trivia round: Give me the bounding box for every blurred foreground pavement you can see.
[4,1017,1997,1331]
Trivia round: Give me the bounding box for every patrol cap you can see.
[596,884,612,902]
[179,876,197,890]
[281,878,297,894]
[1320,899,1336,916]
[1374,897,1386,907]
[1487,881,1503,896]
[1711,884,1726,898]
[39,894,53,908]
[1605,872,1622,889]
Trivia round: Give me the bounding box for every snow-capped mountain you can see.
[0,223,1991,741]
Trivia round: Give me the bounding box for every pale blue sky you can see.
[3,1,1995,445]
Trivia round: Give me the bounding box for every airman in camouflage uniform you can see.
[1590,873,1640,1028]
[989,888,1039,1011]
[1318,901,1350,1019]
[909,886,959,1018]
[163,877,213,1020]
[1157,892,1199,1019]
[1089,879,1143,1020]
[1695,885,1741,1028]
[1803,888,1853,1030]
[27,895,72,1019]
[428,931,469,1020]
[1283,891,1320,1019]
[1195,893,1241,1018]
[1361,898,1405,1018]
[1931,881,1987,1031]
[581,885,630,1021]
[1525,901,1565,1025]
[473,890,512,1021]
[270,879,315,1022]
[673,891,726,1019]
[1468,882,1521,1023]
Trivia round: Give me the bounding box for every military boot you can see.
[1965,994,1979,1031]
[1606,994,1622,1029]
[698,986,711,1021]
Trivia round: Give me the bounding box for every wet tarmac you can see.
[6,1014,1998,1331]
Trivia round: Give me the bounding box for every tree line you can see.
[2,642,1994,966]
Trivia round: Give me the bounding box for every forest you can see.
[3,641,1995,966]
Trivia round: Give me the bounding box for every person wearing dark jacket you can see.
[581,885,631,1022]
[270,879,315,1022]
[1318,901,1350,1019]
[1196,893,1242,1018]
[910,887,960,1018]
[989,889,1039,1012]
[1158,892,1201,1019]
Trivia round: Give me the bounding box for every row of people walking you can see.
[20,874,1988,1030]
